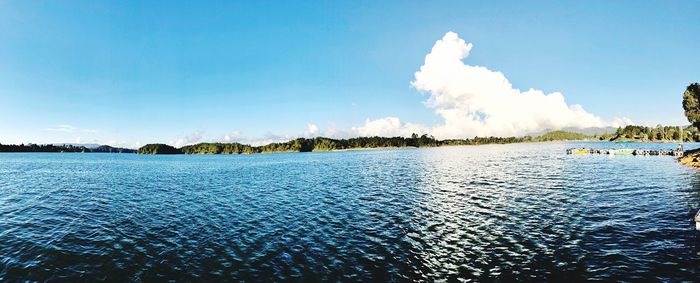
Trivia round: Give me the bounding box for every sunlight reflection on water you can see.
[1,141,700,281]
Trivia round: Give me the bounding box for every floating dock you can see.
[566,147,684,157]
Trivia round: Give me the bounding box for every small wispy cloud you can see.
[103,140,142,149]
[303,124,320,138]
[46,124,77,132]
[170,130,205,148]
[46,124,99,134]
[222,131,242,142]
[242,133,294,146]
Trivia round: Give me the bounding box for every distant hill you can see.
[51,143,102,149]
[562,126,617,136]
[51,143,137,152]
[91,145,137,153]
[535,130,591,141]
[528,127,616,137]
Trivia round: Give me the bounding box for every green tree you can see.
[682,83,700,128]
[672,130,681,140]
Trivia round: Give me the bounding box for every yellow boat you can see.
[571,148,589,155]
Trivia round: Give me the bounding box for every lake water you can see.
[2,142,700,281]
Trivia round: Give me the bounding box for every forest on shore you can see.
[139,125,700,155]
[2,125,698,155]
[0,143,136,153]
[606,125,700,142]
[137,130,595,154]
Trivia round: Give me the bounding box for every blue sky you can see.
[0,1,698,147]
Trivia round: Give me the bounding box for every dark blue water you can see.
[2,142,700,281]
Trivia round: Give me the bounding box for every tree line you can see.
[139,135,444,154]
[0,143,136,153]
[138,131,602,154]
[608,125,700,142]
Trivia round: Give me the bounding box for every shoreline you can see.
[679,148,700,169]
[4,139,698,155]
[1,139,593,154]
[609,139,687,143]
[150,139,601,155]
[0,139,666,155]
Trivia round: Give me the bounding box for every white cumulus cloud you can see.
[354,31,631,139]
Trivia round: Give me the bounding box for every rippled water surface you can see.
[2,142,700,281]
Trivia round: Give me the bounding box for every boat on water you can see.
[611,149,634,156]
[566,148,590,155]
[567,146,682,156]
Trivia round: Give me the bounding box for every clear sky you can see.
[1,1,698,147]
